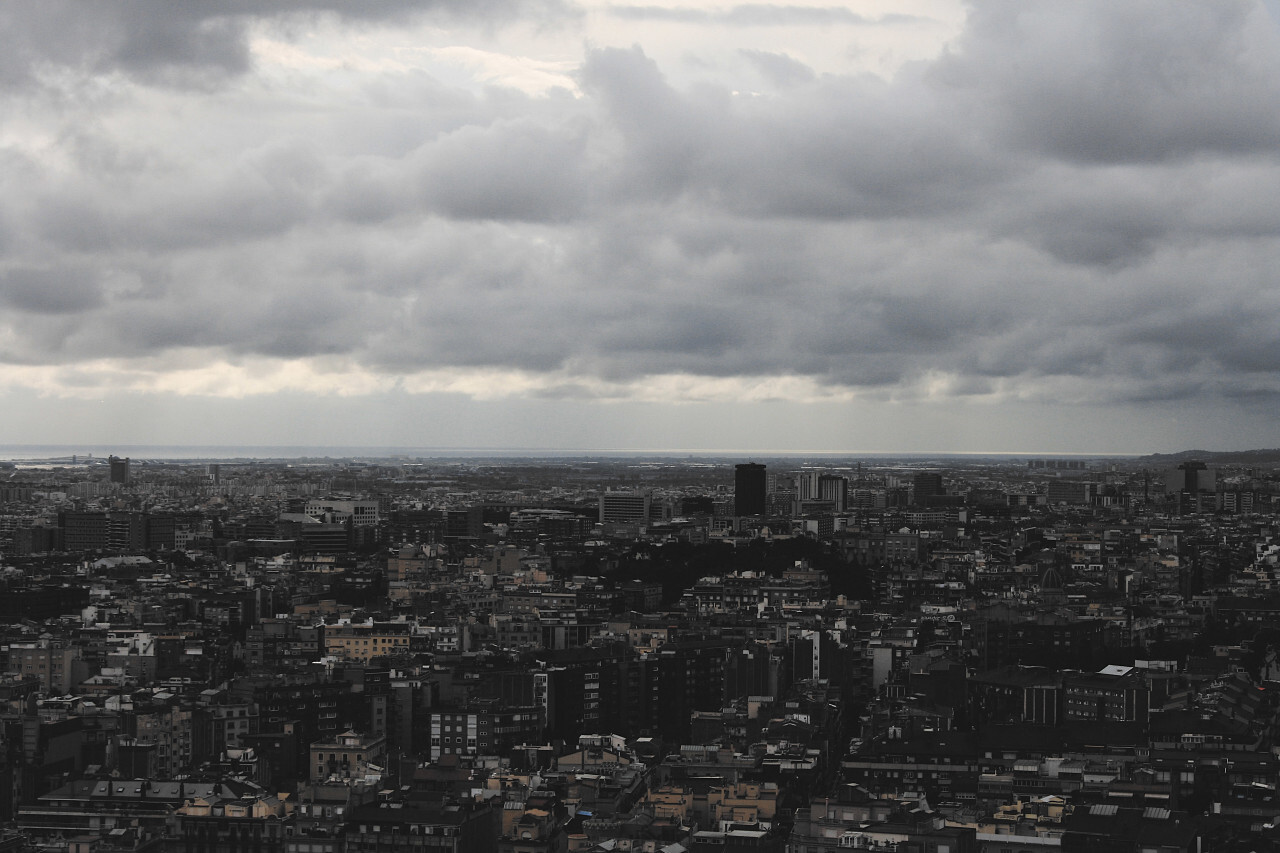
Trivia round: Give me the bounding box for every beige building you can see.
[310,731,387,784]
[323,623,411,662]
[9,641,88,694]
[642,780,780,831]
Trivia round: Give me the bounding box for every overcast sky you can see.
[2,1,1279,454]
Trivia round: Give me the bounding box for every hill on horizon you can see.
[1140,448,1280,466]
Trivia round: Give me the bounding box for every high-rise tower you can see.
[734,463,767,516]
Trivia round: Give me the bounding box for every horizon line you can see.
[0,443,1167,459]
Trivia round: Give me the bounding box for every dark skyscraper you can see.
[734,463,767,516]
[912,472,943,503]
[109,455,130,484]
[1169,460,1213,494]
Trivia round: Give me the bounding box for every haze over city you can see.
[3,2,1280,453]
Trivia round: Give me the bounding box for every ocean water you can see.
[0,445,474,461]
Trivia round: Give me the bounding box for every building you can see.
[637,640,731,742]
[170,790,293,853]
[19,780,260,848]
[310,730,388,784]
[788,793,977,853]
[323,622,411,663]
[1046,480,1099,505]
[133,701,208,778]
[344,800,498,853]
[497,792,571,853]
[1062,666,1150,724]
[817,474,848,512]
[108,512,148,551]
[9,641,88,694]
[534,645,634,742]
[58,511,109,552]
[735,464,767,517]
[911,472,943,504]
[428,702,543,761]
[1165,461,1216,496]
[108,456,130,485]
[599,492,651,524]
[304,499,380,527]
[230,675,361,778]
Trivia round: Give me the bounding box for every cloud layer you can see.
[2,1,1280,449]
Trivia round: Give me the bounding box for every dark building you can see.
[146,513,177,550]
[620,580,663,612]
[386,508,444,545]
[229,675,361,788]
[724,642,790,702]
[345,799,498,853]
[638,640,731,742]
[12,526,57,555]
[971,612,1107,671]
[241,728,302,793]
[298,523,351,554]
[108,512,148,551]
[18,779,241,845]
[816,473,848,512]
[1167,460,1212,495]
[428,700,542,762]
[788,790,978,853]
[534,645,635,742]
[734,463,767,517]
[911,472,944,504]
[680,496,715,516]
[58,511,109,552]
[445,510,474,540]
[0,585,89,621]
[108,455,130,484]
[388,677,437,763]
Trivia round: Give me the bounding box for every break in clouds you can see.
[2,1,1280,409]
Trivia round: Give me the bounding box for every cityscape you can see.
[1,448,1280,852]
[5,1,1280,852]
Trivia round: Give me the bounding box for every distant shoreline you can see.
[0,444,1143,463]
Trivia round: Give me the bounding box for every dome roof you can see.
[1040,564,1064,590]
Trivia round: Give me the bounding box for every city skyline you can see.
[3,2,1280,452]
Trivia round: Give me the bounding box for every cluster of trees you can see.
[614,537,869,605]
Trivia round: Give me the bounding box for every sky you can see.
[2,1,1280,454]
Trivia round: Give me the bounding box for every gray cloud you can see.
[929,1,1280,163]
[608,5,919,27]
[608,6,711,24]
[721,6,905,27]
[0,0,576,87]
[415,118,591,221]
[1,0,1279,427]
[0,266,104,315]
[738,50,815,87]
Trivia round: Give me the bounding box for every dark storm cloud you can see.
[929,1,1280,163]
[2,0,1280,414]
